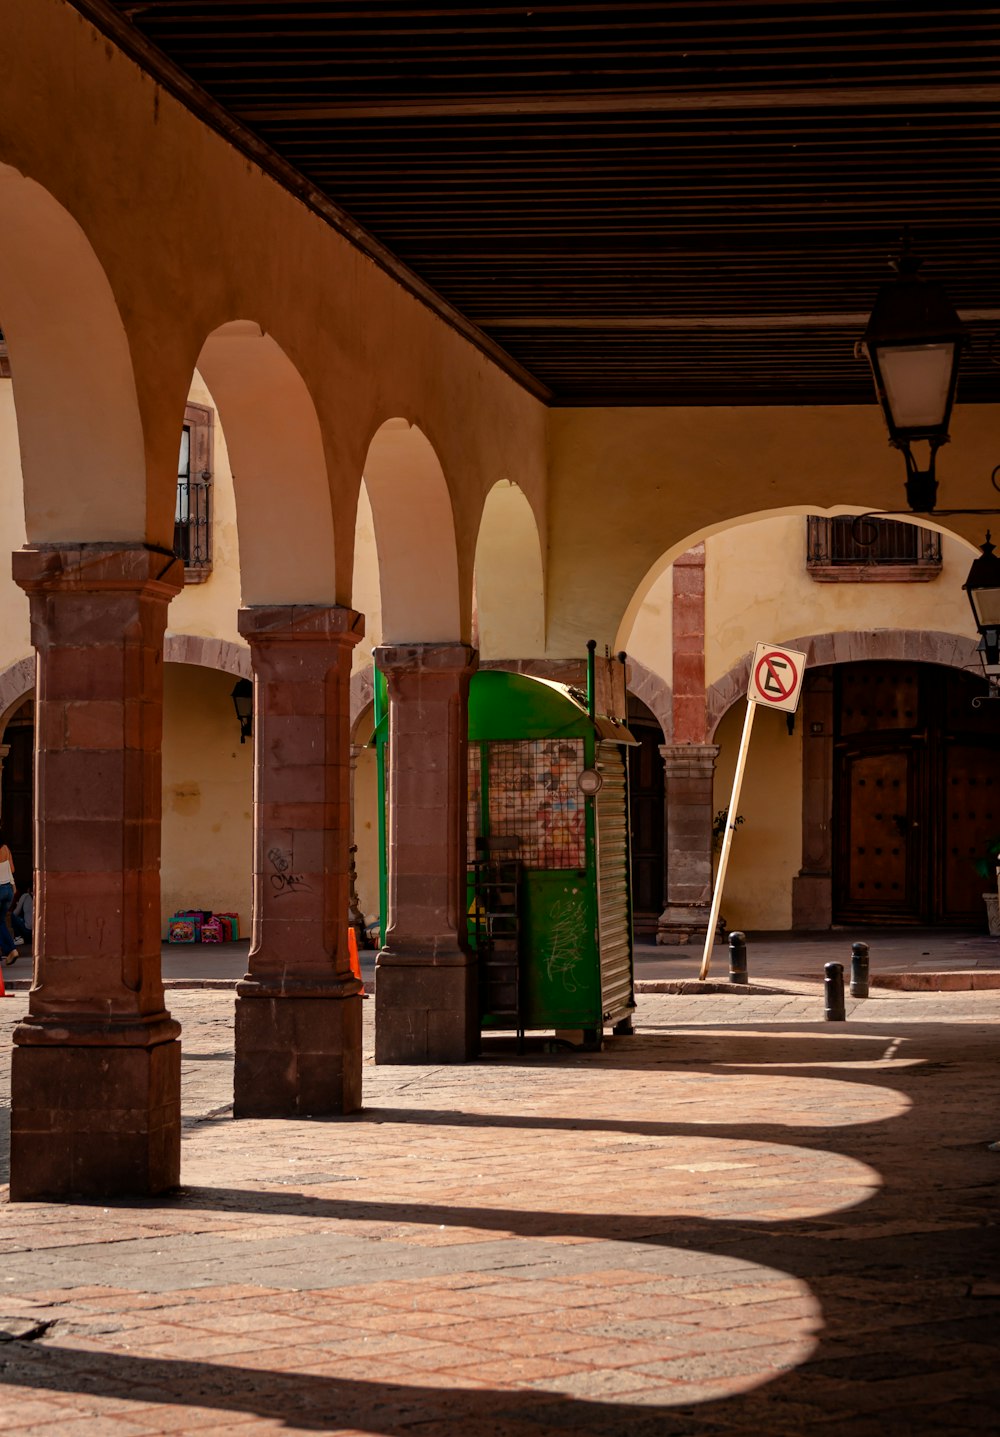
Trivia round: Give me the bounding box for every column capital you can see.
[238,604,364,646]
[13,542,184,600]
[375,641,477,679]
[659,743,719,780]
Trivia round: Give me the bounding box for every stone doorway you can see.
[832,662,1000,926]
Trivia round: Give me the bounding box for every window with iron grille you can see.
[806,515,941,582]
[174,402,214,581]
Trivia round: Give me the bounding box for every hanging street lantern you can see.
[231,677,253,744]
[963,533,1000,695]
[860,237,967,514]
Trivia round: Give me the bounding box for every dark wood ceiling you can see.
[86,2,1000,406]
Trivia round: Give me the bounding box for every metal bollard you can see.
[850,941,870,999]
[824,961,846,1021]
[728,930,748,985]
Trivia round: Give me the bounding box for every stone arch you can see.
[707,629,981,739]
[163,634,251,680]
[473,480,545,659]
[0,163,147,542]
[625,657,673,740]
[359,419,461,643]
[195,322,337,605]
[0,656,34,734]
[350,666,376,738]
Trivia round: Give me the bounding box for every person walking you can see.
[12,885,32,949]
[0,832,17,965]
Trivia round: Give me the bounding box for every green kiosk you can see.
[373,647,638,1047]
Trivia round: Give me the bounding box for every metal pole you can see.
[850,940,870,998]
[728,930,748,985]
[699,699,757,980]
[824,961,846,1021]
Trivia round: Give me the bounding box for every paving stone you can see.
[2,987,1000,1432]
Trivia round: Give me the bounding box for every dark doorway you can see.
[833,663,1000,925]
[627,695,665,937]
[1,698,33,890]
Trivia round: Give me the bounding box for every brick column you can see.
[9,543,183,1201]
[374,642,478,1064]
[657,544,718,945]
[234,605,364,1117]
[657,744,721,944]
[671,544,707,746]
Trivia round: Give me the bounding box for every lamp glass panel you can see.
[877,342,955,430]
[972,588,1000,628]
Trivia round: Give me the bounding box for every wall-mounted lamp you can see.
[963,534,1000,701]
[859,235,967,513]
[231,678,253,744]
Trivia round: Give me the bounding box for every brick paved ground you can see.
[1,986,998,1434]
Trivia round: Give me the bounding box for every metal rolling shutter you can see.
[595,742,633,1019]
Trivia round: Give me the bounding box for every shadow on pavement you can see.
[1,1020,998,1431]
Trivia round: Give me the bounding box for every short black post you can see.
[824,961,846,1021]
[728,930,748,985]
[850,941,870,999]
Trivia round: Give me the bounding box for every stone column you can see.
[374,642,478,1064]
[657,743,720,944]
[657,544,718,945]
[9,543,183,1201]
[234,605,364,1117]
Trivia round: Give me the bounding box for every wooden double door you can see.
[834,663,1000,925]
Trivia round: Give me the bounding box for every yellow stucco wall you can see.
[704,515,978,689]
[713,700,804,933]
[352,482,382,672]
[0,382,29,671]
[161,663,253,933]
[167,370,245,647]
[623,567,673,689]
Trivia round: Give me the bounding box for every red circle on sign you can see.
[754,650,798,702]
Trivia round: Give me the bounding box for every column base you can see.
[656,904,723,946]
[233,992,362,1117]
[9,1039,181,1201]
[792,873,833,930]
[375,952,478,1064]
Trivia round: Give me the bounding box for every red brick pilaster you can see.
[374,642,478,1064]
[234,604,364,1117]
[672,543,707,745]
[9,543,183,1200]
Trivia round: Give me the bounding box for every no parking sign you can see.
[700,639,808,980]
[748,642,807,715]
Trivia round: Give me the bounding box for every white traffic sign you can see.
[748,642,807,714]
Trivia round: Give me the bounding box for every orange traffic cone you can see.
[348,925,366,996]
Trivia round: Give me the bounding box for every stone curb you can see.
[871,970,1000,991]
[634,978,789,995]
[3,973,998,998]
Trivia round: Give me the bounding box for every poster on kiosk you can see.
[700,642,807,979]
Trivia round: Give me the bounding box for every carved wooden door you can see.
[837,745,921,920]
